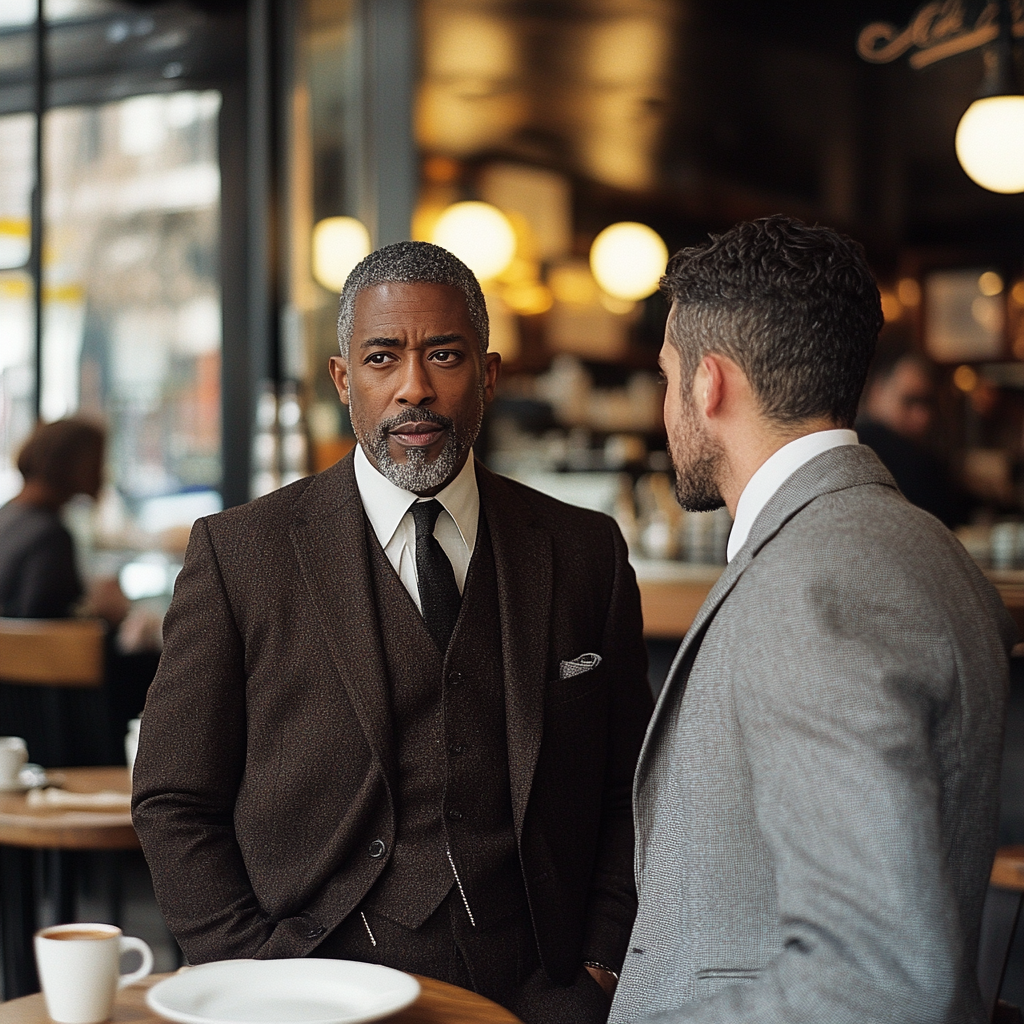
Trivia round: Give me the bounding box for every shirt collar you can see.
[353,442,480,552]
[726,428,859,562]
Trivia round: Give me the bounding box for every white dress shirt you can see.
[353,443,479,613]
[726,429,859,562]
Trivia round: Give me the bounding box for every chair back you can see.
[0,618,105,688]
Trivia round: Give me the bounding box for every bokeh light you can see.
[431,201,516,281]
[589,221,668,301]
[312,217,371,292]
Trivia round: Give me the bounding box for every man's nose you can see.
[394,354,436,406]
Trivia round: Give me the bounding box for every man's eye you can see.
[365,352,392,365]
[430,350,459,363]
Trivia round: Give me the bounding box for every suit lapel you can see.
[477,465,552,837]
[289,453,397,790]
[637,444,898,785]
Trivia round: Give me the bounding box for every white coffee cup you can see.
[34,923,154,1024]
[0,736,28,791]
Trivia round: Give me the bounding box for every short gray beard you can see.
[668,396,725,513]
[352,389,484,494]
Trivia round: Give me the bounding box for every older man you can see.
[133,241,651,1024]
[610,217,1015,1024]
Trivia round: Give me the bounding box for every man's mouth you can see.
[388,422,445,447]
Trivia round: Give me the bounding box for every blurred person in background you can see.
[0,418,157,765]
[856,335,970,527]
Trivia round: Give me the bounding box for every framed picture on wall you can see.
[924,267,1006,362]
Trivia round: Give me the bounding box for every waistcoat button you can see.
[447,808,463,821]
[368,838,386,858]
[447,671,464,686]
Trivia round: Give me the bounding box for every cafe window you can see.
[0,1,244,550]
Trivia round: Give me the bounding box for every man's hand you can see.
[584,964,618,1000]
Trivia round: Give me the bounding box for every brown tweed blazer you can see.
[132,452,652,982]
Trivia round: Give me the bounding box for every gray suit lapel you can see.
[289,453,397,791]
[477,464,553,838]
[637,444,897,784]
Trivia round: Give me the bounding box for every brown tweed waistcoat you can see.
[361,514,527,931]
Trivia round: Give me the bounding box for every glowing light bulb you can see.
[431,202,516,281]
[589,222,668,302]
[312,217,371,292]
[955,96,1024,194]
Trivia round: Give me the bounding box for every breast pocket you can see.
[694,968,762,1000]
[544,661,606,707]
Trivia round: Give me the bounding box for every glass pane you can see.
[42,90,222,536]
[0,112,35,502]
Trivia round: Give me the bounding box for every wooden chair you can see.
[980,847,1024,1023]
[0,617,105,688]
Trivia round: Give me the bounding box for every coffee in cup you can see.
[0,736,27,791]
[34,923,154,1024]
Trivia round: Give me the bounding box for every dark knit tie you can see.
[409,499,462,650]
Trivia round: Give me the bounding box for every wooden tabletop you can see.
[0,766,139,851]
[635,564,1024,639]
[0,972,524,1024]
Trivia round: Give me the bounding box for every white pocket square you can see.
[559,653,602,680]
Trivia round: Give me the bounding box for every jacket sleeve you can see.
[582,521,653,972]
[131,518,275,962]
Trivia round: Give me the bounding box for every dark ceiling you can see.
[420,0,1024,269]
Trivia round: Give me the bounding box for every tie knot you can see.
[409,498,444,537]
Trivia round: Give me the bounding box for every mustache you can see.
[378,407,454,433]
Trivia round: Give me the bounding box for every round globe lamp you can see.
[312,217,371,292]
[431,201,516,281]
[955,95,1024,194]
[589,222,668,302]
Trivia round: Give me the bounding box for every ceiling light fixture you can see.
[859,0,1024,194]
[589,222,668,302]
[431,201,516,281]
[312,217,371,293]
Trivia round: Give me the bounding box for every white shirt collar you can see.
[353,442,479,553]
[726,428,859,562]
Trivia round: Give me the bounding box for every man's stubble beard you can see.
[349,380,485,493]
[668,391,726,514]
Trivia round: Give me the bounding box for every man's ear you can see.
[695,354,727,419]
[483,351,501,404]
[328,356,350,407]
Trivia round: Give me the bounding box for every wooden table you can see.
[0,972,524,1024]
[0,767,138,1001]
[636,563,1024,639]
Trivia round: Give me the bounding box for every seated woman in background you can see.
[0,418,125,620]
[0,419,154,766]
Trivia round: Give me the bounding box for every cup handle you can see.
[117,936,154,989]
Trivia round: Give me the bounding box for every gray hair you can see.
[336,241,489,360]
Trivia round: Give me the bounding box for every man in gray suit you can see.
[611,216,1016,1024]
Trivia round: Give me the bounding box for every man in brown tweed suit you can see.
[132,242,652,1024]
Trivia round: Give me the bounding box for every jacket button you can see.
[306,924,325,939]
[447,671,464,686]
[447,809,463,821]
[449,742,464,755]
[368,839,386,858]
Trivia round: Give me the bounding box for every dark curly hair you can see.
[661,215,883,428]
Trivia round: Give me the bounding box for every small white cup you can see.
[0,736,28,791]
[34,923,154,1024]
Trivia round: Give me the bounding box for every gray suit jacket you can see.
[610,444,1016,1024]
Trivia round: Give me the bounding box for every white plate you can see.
[146,959,421,1024]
